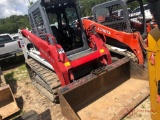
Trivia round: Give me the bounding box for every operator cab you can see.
[92,0,146,34]
[46,3,84,52]
[28,0,89,56]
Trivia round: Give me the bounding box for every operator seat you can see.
[51,26,63,45]
[96,8,110,23]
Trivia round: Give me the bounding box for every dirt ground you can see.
[2,61,65,120]
[12,77,65,120]
[1,60,151,120]
[123,97,151,120]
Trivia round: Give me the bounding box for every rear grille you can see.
[95,3,128,32]
[93,0,144,33]
[30,8,47,40]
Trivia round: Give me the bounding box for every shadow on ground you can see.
[4,71,18,94]
[9,109,52,120]
[0,56,25,71]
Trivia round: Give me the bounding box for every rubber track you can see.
[106,44,138,63]
[26,58,61,103]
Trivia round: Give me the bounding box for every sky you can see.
[0,0,37,18]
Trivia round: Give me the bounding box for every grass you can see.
[18,64,27,71]
[4,72,17,83]
[4,64,28,83]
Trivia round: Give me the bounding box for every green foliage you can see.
[4,64,28,83]
[0,0,149,34]
[143,0,148,4]
[4,72,17,83]
[0,15,31,34]
[28,0,34,6]
[79,0,110,16]
[79,0,148,16]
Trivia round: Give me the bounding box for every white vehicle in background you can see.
[113,8,133,17]
[11,33,20,41]
[130,4,152,20]
[0,33,23,61]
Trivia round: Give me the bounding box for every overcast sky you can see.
[0,0,37,18]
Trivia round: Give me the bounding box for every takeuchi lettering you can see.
[97,27,111,35]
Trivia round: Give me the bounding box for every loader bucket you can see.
[0,68,19,119]
[0,85,20,119]
[58,57,149,120]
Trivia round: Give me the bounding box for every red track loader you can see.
[19,0,149,119]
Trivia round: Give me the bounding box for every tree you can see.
[79,0,110,16]
[0,0,148,34]
[28,0,34,6]
[0,15,31,34]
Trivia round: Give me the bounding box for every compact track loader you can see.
[83,0,149,65]
[0,68,19,119]
[20,0,149,119]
